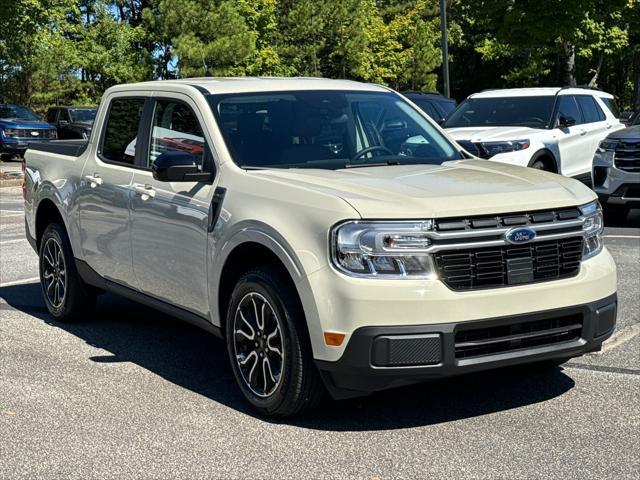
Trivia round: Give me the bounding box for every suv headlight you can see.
[597,139,618,153]
[331,221,437,279]
[480,139,530,156]
[580,201,604,259]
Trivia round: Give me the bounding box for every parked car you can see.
[24,78,617,417]
[592,112,640,220]
[443,87,625,182]
[0,104,57,160]
[402,91,457,124]
[46,106,97,140]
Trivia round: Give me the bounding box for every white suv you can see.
[443,87,625,181]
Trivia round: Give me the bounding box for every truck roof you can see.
[106,77,390,95]
[470,87,614,99]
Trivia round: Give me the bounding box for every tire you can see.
[531,159,549,171]
[225,267,325,417]
[39,222,96,322]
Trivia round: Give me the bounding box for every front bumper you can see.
[592,151,640,206]
[316,293,617,399]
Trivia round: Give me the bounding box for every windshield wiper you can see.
[344,160,400,169]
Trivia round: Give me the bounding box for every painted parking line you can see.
[0,276,39,288]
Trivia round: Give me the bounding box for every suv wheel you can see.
[39,223,96,322]
[225,267,325,417]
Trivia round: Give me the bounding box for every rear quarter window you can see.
[101,98,145,165]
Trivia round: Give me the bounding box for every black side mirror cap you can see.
[558,116,576,128]
[152,151,212,182]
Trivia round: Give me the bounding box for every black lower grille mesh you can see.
[434,237,583,290]
[455,314,583,359]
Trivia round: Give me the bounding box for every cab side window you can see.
[148,100,205,168]
[46,109,58,123]
[557,96,583,126]
[101,98,145,165]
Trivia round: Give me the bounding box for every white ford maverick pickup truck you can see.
[24,78,617,417]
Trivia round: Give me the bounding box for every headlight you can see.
[597,139,618,153]
[2,128,19,138]
[480,139,530,157]
[331,221,437,279]
[50,129,57,139]
[580,201,604,259]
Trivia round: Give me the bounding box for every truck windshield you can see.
[0,105,40,121]
[69,108,97,123]
[443,96,556,129]
[208,90,462,169]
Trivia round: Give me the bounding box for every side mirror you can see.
[152,151,211,182]
[558,116,576,128]
[58,120,69,127]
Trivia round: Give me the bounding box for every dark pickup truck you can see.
[46,106,97,140]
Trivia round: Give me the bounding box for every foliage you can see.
[0,0,638,113]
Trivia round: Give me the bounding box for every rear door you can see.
[128,93,217,316]
[554,95,587,177]
[77,95,147,287]
[575,95,609,177]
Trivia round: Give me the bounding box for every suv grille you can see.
[455,314,583,359]
[614,140,640,172]
[434,237,583,290]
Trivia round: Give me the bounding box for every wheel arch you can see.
[527,148,559,173]
[212,227,316,339]
[34,198,66,251]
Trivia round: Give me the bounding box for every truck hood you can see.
[0,120,54,129]
[606,125,640,140]
[445,126,542,142]
[251,160,595,218]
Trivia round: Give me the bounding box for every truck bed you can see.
[27,140,89,158]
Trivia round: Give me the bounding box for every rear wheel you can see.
[225,267,325,417]
[39,223,96,322]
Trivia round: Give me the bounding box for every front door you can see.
[129,95,216,316]
[77,96,146,288]
[554,95,587,177]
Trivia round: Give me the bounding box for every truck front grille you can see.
[434,237,583,290]
[615,140,640,172]
[455,314,583,359]
[12,128,57,139]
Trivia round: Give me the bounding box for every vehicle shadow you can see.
[1,282,576,431]
[604,207,640,228]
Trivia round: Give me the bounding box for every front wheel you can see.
[39,223,96,322]
[225,267,325,417]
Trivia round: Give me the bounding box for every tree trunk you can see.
[633,48,640,112]
[588,54,604,87]
[561,40,577,86]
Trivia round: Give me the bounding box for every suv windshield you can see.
[69,108,97,123]
[208,90,462,169]
[0,105,40,121]
[443,96,556,129]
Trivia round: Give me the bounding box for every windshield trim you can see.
[206,89,464,170]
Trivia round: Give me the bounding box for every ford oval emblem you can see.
[505,227,536,244]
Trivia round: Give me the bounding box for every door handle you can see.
[85,174,103,187]
[133,184,156,199]
[580,129,587,136]
[606,123,613,129]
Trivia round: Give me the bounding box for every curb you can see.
[0,179,23,188]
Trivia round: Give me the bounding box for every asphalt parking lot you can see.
[1,178,639,479]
